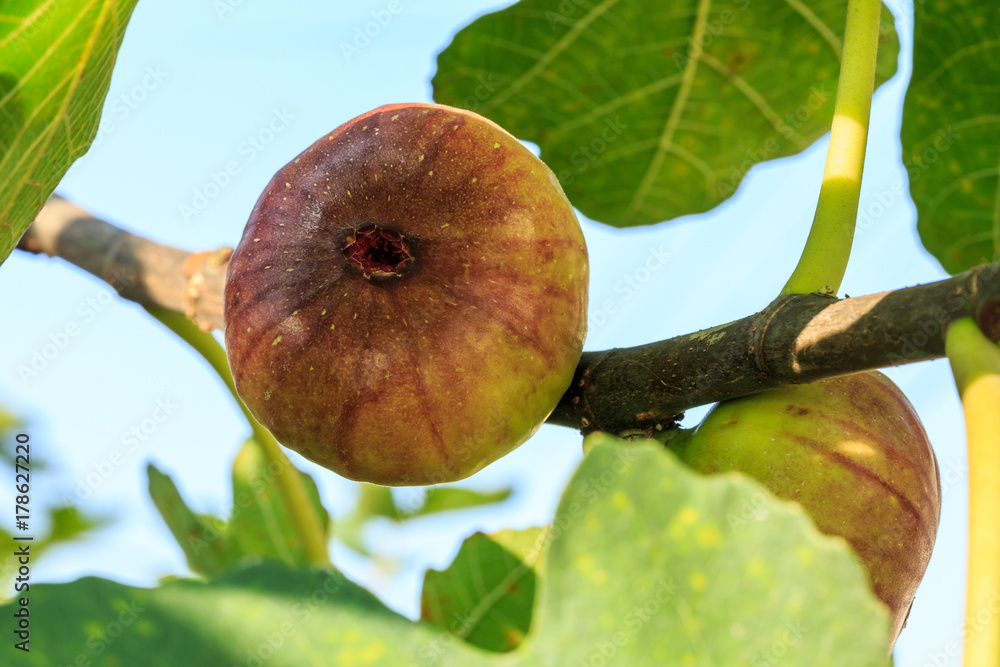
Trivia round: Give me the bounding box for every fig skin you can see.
[224,103,588,486]
[670,371,940,646]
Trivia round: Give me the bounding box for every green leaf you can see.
[489,526,546,563]
[433,0,898,228]
[0,407,24,468]
[226,438,332,566]
[413,487,512,517]
[35,505,107,549]
[0,404,18,434]
[1,505,106,595]
[6,436,890,664]
[521,434,891,665]
[901,1,1000,273]
[0,0,140,265]
[421,530,542,652]
[356,483,402,521]
[1,562,485,666]
[337,484,512,555]
[147,464,238,577]
[149,440,333,575]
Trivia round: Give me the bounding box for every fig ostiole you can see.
[669,371,941,646]
[224,103,589,486]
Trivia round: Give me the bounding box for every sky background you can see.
[0,0,968,664]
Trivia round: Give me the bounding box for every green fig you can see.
[670,371,941,646]
[224,103,588,486]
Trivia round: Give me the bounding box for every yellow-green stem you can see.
[147,307,330,566]
[781,0,881,295]
[946,318,1000,667]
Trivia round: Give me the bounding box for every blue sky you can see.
[0,1,968,664]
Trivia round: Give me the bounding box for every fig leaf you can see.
[433,0,899,227]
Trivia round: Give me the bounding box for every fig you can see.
[224,103,588,486]
[670,371,940,645]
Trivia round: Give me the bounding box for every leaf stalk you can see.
[782,0,882,295]
[946,318,1000,667]
[146,307,331,567]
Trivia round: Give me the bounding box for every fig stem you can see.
[781,0,881,296]
[946,318,1000,667]
[146,306,331,567]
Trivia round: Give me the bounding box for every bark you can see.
[17,196,1000,433]
[18,196,231,332]
[550,264,1000,433]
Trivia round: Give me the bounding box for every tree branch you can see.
[18,197,1000,434]
[18,196,231,332]
[552,266,1000,433]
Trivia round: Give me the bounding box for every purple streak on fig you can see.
[672,371,941,646]
[224,103,588,486]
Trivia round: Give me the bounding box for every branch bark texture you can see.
[552,266,1000,433]
[17,197,1000,434]
[18,196,231,332]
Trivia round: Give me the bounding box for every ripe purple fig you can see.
[224,103,588,486]
[670,371,941,646]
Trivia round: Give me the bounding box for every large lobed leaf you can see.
[901,0,1000,273]
[3,437,891,664]
[0,0,139,265]
[5,565,484,666]
[521,434,891,664]
[433,0,898,227]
